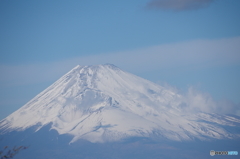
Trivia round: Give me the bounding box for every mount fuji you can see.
[0,64,240,159]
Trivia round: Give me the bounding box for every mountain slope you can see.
[0,64,240,143]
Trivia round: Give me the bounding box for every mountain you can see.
[1,64,240,146]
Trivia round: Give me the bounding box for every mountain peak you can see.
[102,63,119,69]
[69,64,120,76]
[73,63,118,69]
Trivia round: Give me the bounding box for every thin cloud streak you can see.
[146,0,215,11]
[0,36,240,87]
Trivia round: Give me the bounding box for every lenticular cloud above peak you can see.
[0,64,240,143]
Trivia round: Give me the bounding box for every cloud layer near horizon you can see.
[146,0,215,11]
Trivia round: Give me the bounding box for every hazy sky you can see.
[0,0,240,119]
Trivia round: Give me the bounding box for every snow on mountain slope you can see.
[0,64,240,143]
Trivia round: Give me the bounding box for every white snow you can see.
[0,64,240,143]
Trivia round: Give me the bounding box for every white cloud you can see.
[156,82,240,115]
[180,86,240,115]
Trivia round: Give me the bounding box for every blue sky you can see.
[0,0,240,119]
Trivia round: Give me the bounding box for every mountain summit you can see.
[1,64,240,143]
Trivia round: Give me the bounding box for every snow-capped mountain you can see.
[0,64,240,143]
